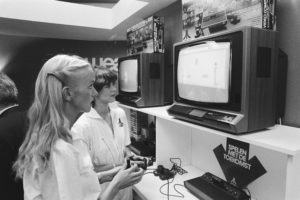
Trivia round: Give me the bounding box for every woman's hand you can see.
[97,165,122,184]
[112,163,145,190]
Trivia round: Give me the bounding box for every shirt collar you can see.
[86,103,118,120]
[0,104,18,116]
[85,107,102,119]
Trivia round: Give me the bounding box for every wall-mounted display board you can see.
[181,0,276,41]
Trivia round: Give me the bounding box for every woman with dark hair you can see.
[14,55,144,200]
[72,66,134,200]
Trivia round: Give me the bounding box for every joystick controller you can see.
[126,156,148,170]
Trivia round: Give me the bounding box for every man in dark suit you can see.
[0,72,27,200]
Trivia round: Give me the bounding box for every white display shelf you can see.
[119,103,300,200]
[133,165,204,200]
[119,104,300,156]
[134,165,257,200]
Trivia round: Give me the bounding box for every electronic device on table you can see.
[153,165,176,180]
[126,156,154,170]
[184,172,250,200]
[168,26,287,134]
[126,156,148,170]
[116,53,172,107]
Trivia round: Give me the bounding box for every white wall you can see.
[277,0,300,127]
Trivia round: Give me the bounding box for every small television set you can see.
[168,26,283,134]
[116,53,168,107]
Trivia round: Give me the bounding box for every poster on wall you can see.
[181,0,276,41]
[126,16,164,55]
[213,137,267,187]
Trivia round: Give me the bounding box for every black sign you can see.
[214,138,267,187]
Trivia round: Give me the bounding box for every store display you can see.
[181,0,276,41]
[168,27,281,134]
[127,16,164,55]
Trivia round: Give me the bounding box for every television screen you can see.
[119,59,138,93]
[177,42,231,103]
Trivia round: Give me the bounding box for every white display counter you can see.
[120,104,300,200]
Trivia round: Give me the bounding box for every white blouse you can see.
[72,106,131,169]
[23,139,101,200]
[71,105,132,200]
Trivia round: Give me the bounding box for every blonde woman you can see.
[14,55,144,200]
[72,67,133,200]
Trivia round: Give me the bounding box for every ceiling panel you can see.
[57,0,119,3]
[0,0,177,41]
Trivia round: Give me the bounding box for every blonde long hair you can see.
[14,54,91,178]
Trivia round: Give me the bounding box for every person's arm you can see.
[52,142,99,200]
[72,136,122,200]
[96,166,122,184]
[98,163,144,200]
[97,186,119,200]
[72,138,116,184]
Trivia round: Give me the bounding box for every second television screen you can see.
[119,59,139,93]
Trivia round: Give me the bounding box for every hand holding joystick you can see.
[126,156,148,170]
